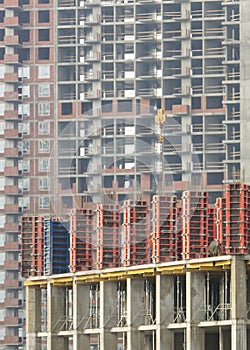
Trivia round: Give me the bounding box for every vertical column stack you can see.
[44,218,70,275]
[70,208,93,272]
[224,184,250,254]
[123,200,149,267]
[21,216,44,278]
[96,204,120,269]
[151,195,177,263]
[182,191,208,259]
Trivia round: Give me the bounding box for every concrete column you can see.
[26,286,42,350]
[99,280,117,350]
[186,271,205,350]
[231,257,247,350]
[155,274,174,350]
[47,283,68,350]
[127,278,144,350]
[72,283,90,350]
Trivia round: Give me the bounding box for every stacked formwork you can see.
[206,206,217,255]
[182,191,208,260]
[21,216,44,278]
[44,218,70,275]
[224,184,250,254]
[96,204,120,269]
[70,208,93,272]
[151,195,177,263]
[123,200,149,266]
[175,203,183,261]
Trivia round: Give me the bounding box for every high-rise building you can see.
[1,0,249,348]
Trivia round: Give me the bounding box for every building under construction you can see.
[1,0,250,348]
[25,255,250,350]
[23,183,250,349]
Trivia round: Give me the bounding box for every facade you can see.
[0,0,250,349]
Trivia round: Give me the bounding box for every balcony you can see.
[4,317,19,326]
[4,279,19,288]
[4,336,19,345]
[172,104,190,115]
[4,260,19,270]
[4,167,22,177]
[4,91,19,102]
[4,185,20,195]
[4,241,19,250]
[3,17,20,27]
[4,148,21,158]
[4,36,21,46]
[4,129,21,139]
[4,72,19,83]
[4,204,22,214]
[4,54,20,65]
[84,14,101,25]
[4,110,20,120]
[80,90,100,100]
[4,0,22,8]
[4,223,19,233]
[4,298,19,307]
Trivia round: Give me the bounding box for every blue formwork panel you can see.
[43,218,70,275]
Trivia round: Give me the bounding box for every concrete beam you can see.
[127,278,144,350]
[100,281,117,350]
[186,272,205,350]
[156,274,174,350]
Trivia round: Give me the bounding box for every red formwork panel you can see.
[21,216,44,278]
[151,195,177,263]
[70,208,93,272]
[206,206,217,256]
[123,200,150,267]
[215,197,226,250]
[224,183,250,254]
[182,191,208,260]
[96,204,120,269]
[175,203,183,261]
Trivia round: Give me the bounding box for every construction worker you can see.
[208,239,222,257]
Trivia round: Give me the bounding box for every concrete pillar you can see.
[186,272,205,350]
[231,257,247,350]
[26,286,42,350]
[99,281,117,350]
[47,283,68,350]
[155,274,174,350]
[127,278,144,350]
[72,283,90,350]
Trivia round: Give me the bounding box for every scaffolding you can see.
[174,275,186,323]
[96,204,120,269]
[117,281,127,327]
[88,283,100,329]
[151,195,177,263]
[70,208,93,272]
[123,200,150,267]
[182,191,208,260]
[21,216,44,277]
